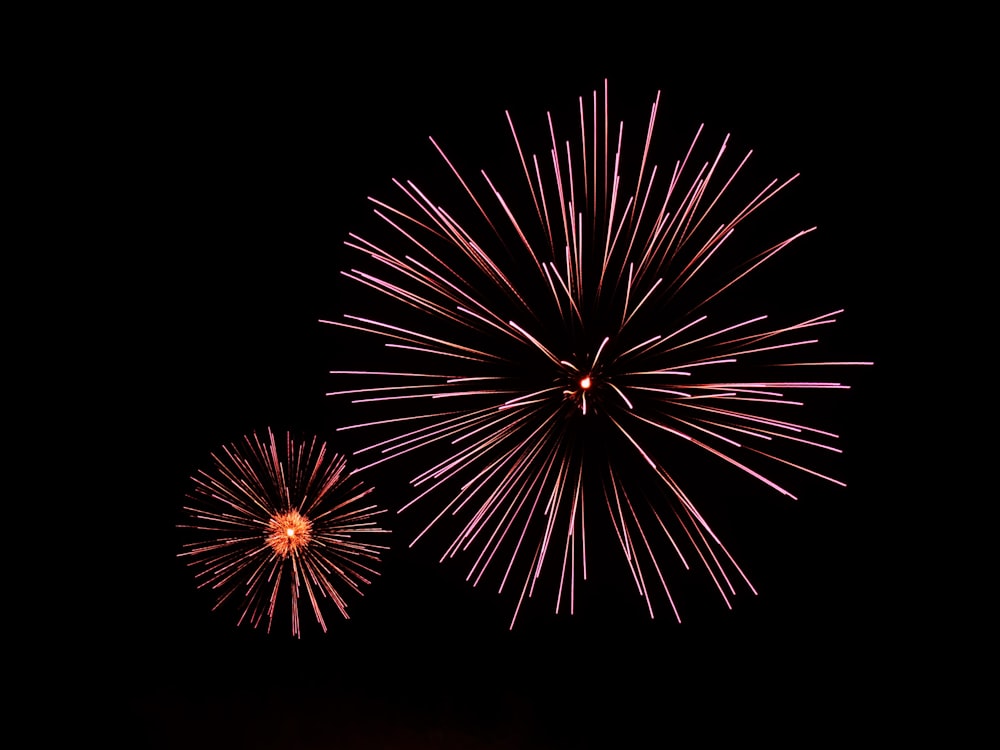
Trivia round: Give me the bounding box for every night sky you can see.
[88,11,955,748]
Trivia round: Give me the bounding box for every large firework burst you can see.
[178,428,390,637]
[324,81,870,627]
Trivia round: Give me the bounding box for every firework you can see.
[324,81,870,627]
[179,428,390,637]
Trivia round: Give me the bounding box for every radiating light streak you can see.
[325,81,871,627]
[178,428,390,637]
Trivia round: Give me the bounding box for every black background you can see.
[72,8,973,748]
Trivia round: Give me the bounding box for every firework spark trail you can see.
[178,428,390,637]
[323,81,871,627]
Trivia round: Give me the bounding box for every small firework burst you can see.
[179,428,390,637]
[324,80,870,627]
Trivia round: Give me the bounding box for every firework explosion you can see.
[179,428,390,637]
[324,81,870,628]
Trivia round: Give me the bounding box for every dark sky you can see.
[89,10,952,748]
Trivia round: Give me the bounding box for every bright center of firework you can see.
[266,510,312,558]
[579,375,592,390]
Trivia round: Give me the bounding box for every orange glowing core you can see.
[266,510,313,558]
[579,375,592,390]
